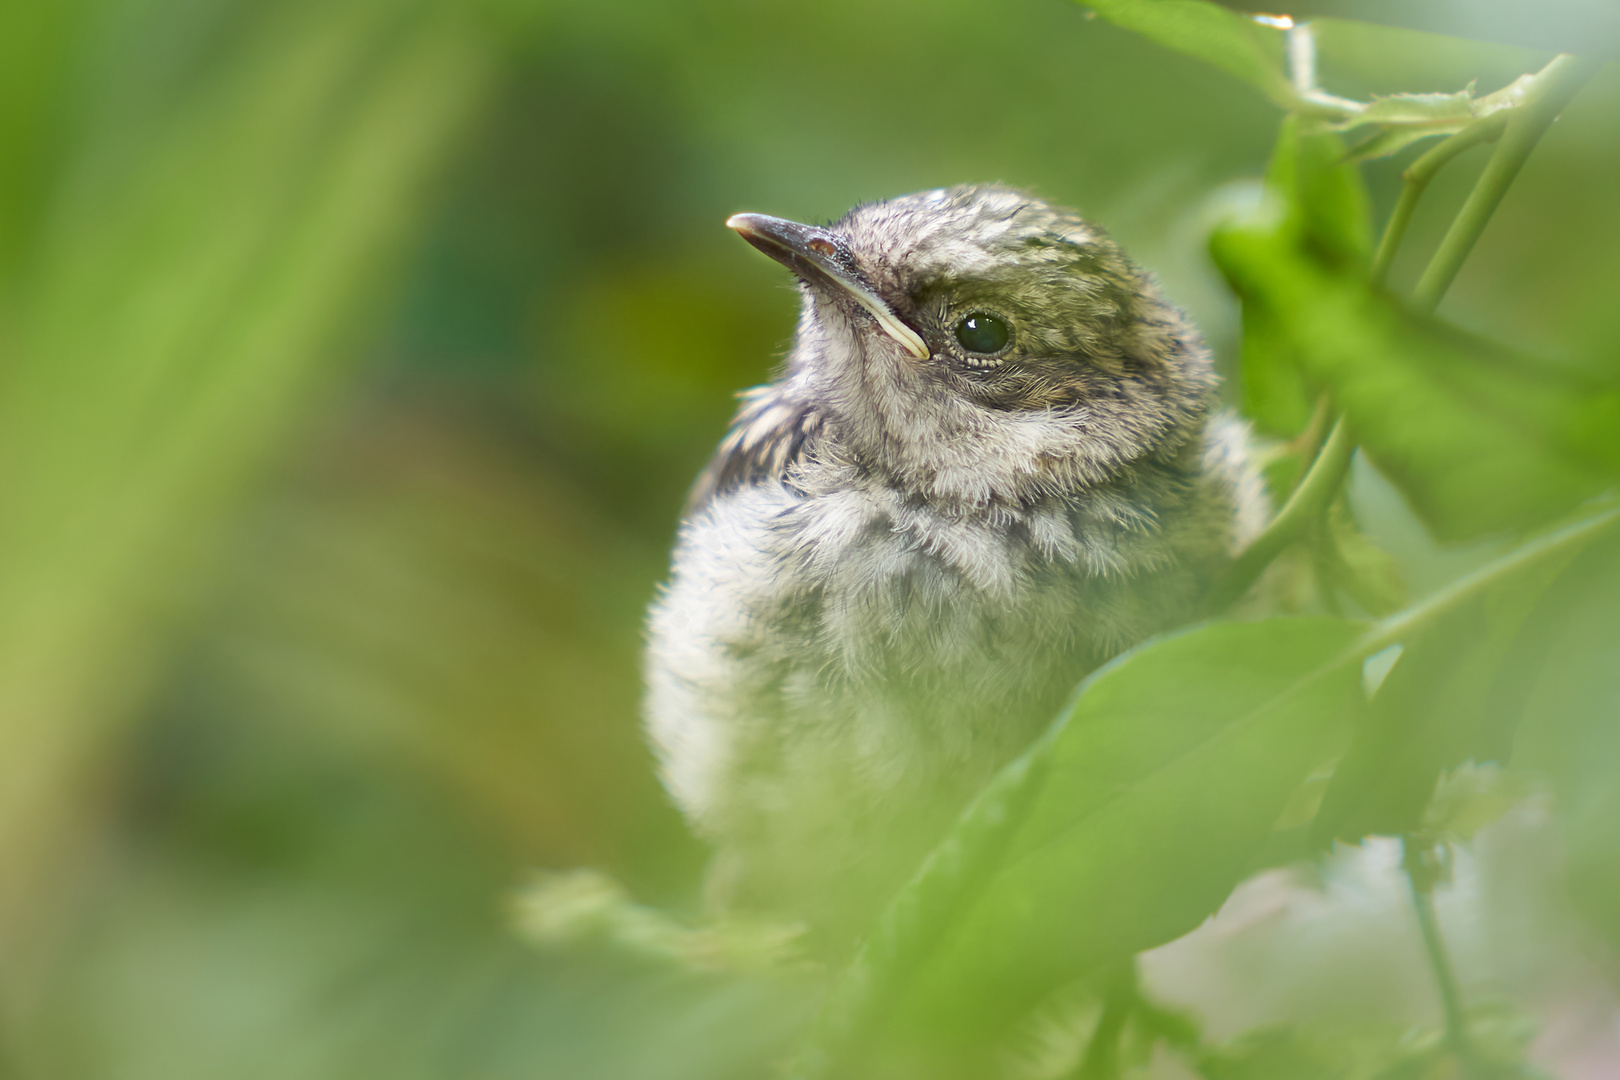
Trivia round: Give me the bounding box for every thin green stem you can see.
[1204,415,1354,614]
[1411,54,1602,314]
[1289,393,1333,486]
[1403,840,1478,1076]
[1370,117,1507,289]
[1355,500,1620,658]
[1369,183,1423,290]
[1072,963,1138,1080]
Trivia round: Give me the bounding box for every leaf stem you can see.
[1204,415,1354,614]
[1403,840,1479,1076]
[1369,116,1506,289]
[1071,963,1138,1080]
[1288,393,1333,484]
[1411,54,1602,314]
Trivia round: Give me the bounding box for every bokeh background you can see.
[1,1,1617,1076]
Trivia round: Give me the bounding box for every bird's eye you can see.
[954,312,1011,355]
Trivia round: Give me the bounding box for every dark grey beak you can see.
[726,213,930,359]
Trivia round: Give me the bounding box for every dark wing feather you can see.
[684,386,822,516]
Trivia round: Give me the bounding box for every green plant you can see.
[0,0,493,964]
[773,9,1620,1078]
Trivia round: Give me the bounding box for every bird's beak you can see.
[726,213,930,359]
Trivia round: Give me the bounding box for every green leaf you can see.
[1238,297,1314,438]
[1263,118,1373,265]
[1237,119,1371,437]
[1312,609,1507,844]
[0,0,492,918]
[1312,523,1581,845]
[1339,89,1476,132]
[1508,534,1620,949]
[512,869,808,973]
[795,733,1057,1077]
[1420,762,1527,845]
[1212,213,1620,541]
[1323,499,1407,617]
[798,504,1620,1078]
[868,618,1366,1058]
[1077,0,1298,110]
[1344,123,1463,163]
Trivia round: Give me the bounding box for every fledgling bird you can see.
[646,185,1266,945]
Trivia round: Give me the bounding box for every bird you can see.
[644,184,1267,947]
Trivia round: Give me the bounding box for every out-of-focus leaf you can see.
[1509,534,1620,949]
[1344,123,1463,163]
[1077,0,1298,110]
[797,729,1055,1078]
[1212,212,1620,541]
[836,618,1365,1073]
[1240,303,1315,438]
[512,868,807,973]
[1312,529,1579,845]
[1313,605,1489,842]
[1239,120,1370,437]
[1261,117,1372,264]
[1419,762,1527,844]
[1324,499,1407,617]
[0,1,97,278]
[0,0,491,939]
[831,499,1620,1052]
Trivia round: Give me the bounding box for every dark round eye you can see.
[954,312,1010,355]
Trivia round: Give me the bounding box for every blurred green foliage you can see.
[2,0,1620,1077]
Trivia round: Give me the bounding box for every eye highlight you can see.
[954,312,1011,355]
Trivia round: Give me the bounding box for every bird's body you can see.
[646,186,1265,942]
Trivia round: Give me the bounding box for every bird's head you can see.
[728,184,1216,507]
